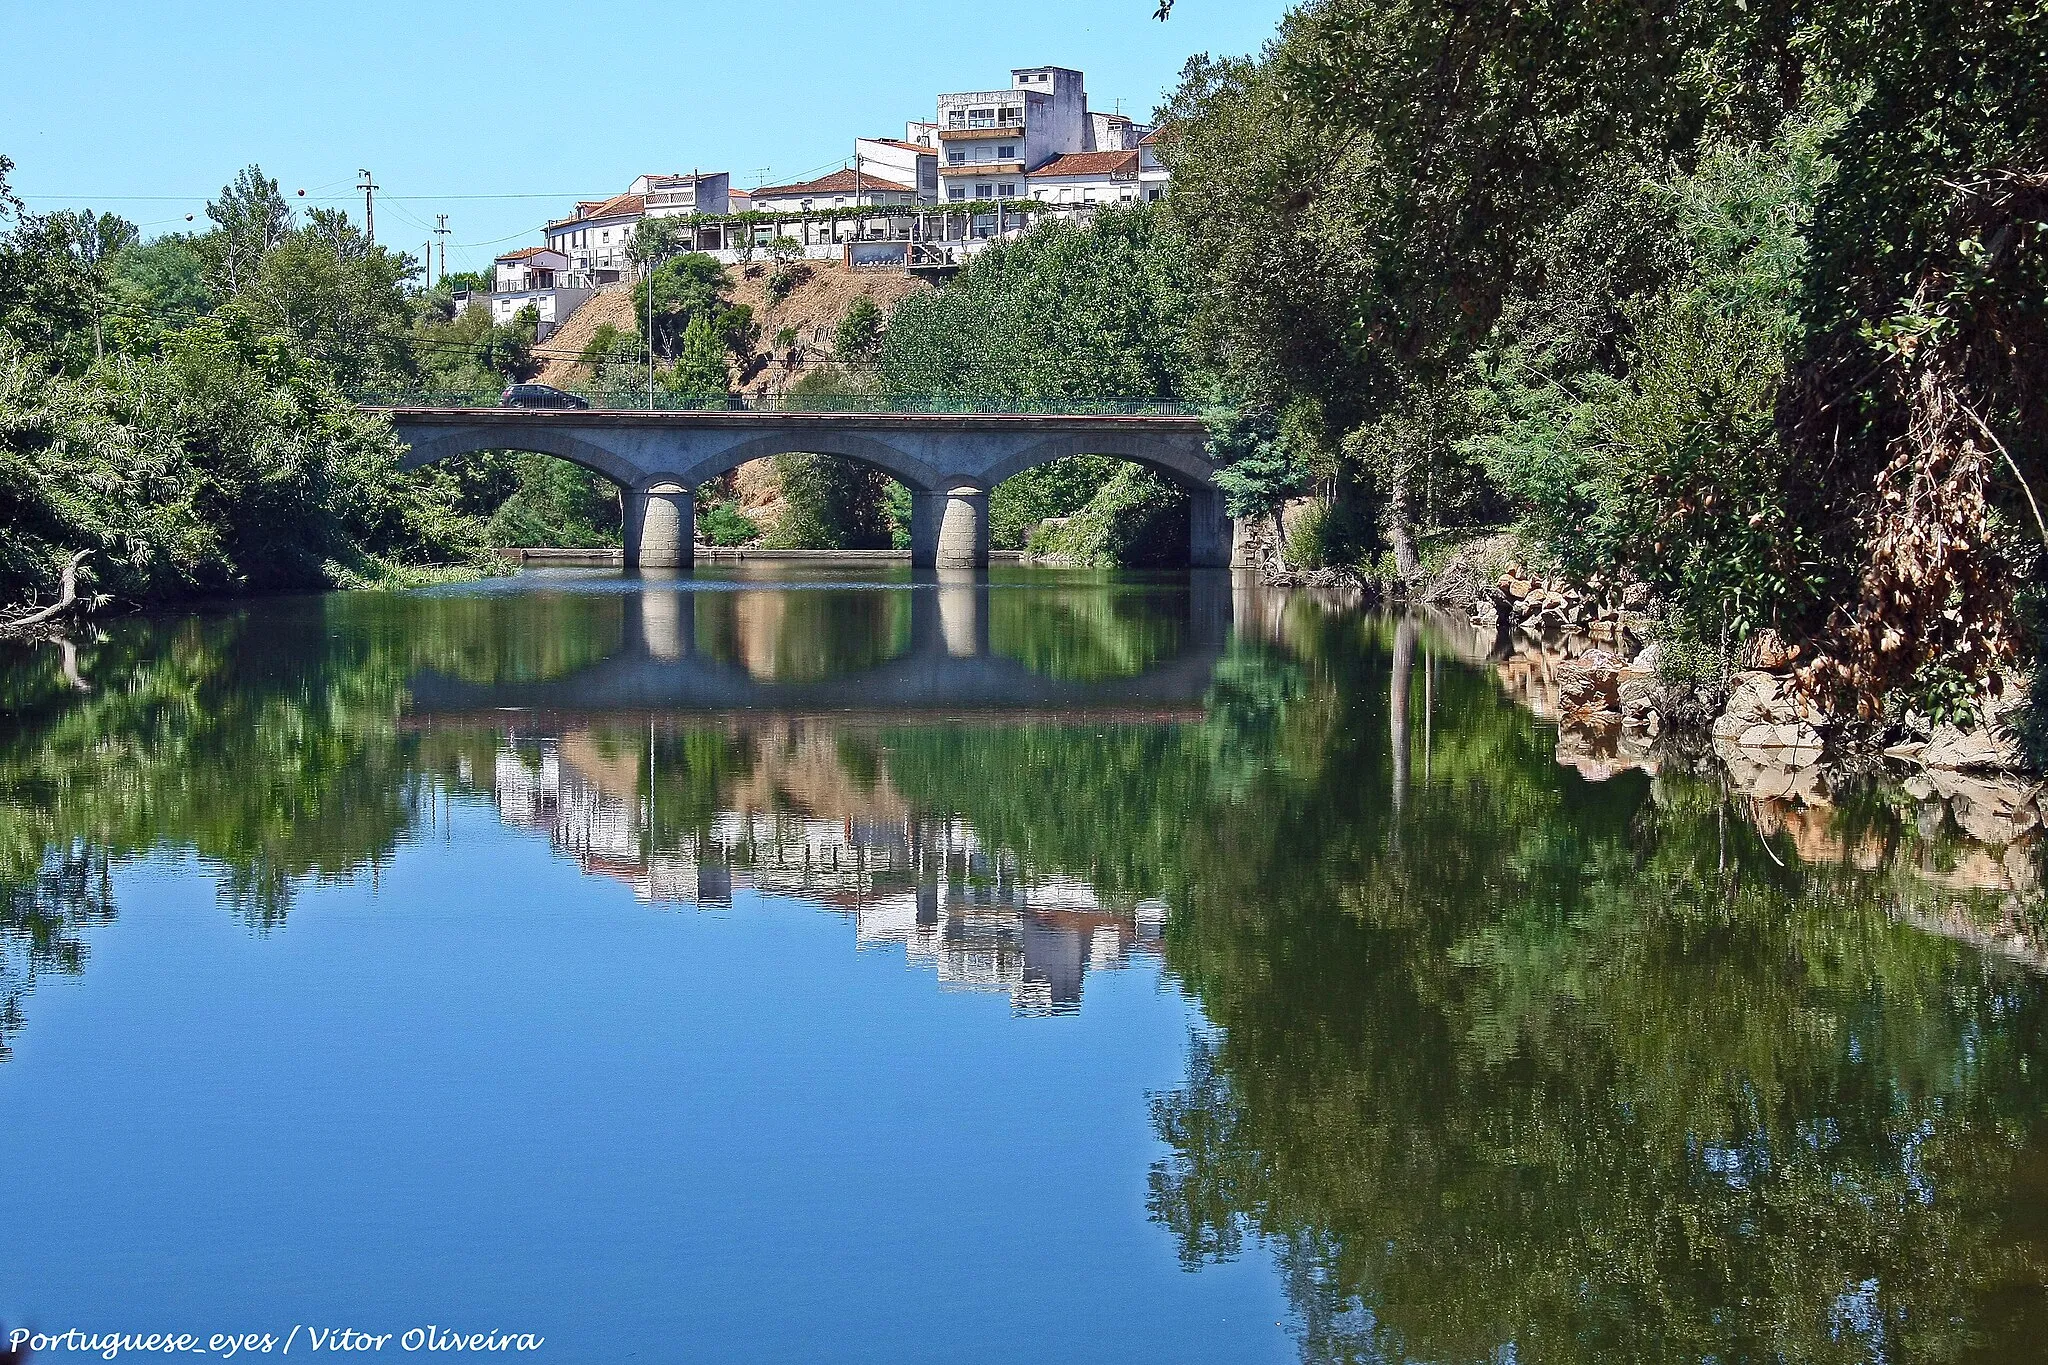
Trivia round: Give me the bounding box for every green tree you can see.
[834,295,882,361]
[662,310,730,406]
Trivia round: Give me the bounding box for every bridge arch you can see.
[396,425,647,490]
[961,430,1216,494]
[673,430,942,493]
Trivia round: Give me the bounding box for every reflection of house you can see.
[486,733,1165,1014]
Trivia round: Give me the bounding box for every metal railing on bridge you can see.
[356,390,1206,418]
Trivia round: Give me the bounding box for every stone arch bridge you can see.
[379,408,1243,569]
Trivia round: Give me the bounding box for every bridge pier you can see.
[1189,488,1235,569]
[624,482,694,570]
[912,487,989,570]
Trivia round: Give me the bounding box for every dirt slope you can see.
[536,286,637,387]
[728,260,932,396]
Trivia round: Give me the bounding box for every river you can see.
[2,566,2045,1362]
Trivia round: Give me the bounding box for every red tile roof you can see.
[547,193,646,229]
[752,167,916,198]
[1028,150,1140,178]
[495,246,557,262]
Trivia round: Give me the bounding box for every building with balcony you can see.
[633,170,730,219]
[936,65,1089,208]
[543,192,645,286]
[928,67,1167,240]
[484,247,591,340]
[542,172,732,286]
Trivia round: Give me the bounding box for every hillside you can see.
[727,259,932,397]
[535,286,637,388]
[537,261,931,396]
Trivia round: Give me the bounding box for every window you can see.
[1147,187,1162,202]
[969,106,996,127]
[948,185,967,202]
[997,145,1015,159]
[974,184,995,199]
[948,110,966,129]
[997,183,1017,197]
[948,150,965,165]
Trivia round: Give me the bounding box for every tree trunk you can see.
[0,550,92,636]
[1386,460,1421,584]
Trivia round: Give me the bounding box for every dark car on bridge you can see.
[500,383,590,410]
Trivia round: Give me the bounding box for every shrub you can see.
[1030,465,1189,567]
[698,501,760,547]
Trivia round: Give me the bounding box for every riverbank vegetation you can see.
[817,0,2046,744]
[1142,0,2046,746]
[0,156,652,613]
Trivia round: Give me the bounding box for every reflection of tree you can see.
[988,581,1188,681]
[3,580,2044,1359]
[875,599,2048,1361]
[1137,611,2048,1363]
[0,847,115,1061]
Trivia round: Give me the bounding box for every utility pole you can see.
[423,240,432,289]
[435,214,450,284]
[357,168,378,245]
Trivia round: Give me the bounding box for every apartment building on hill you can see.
[543,171,731,286]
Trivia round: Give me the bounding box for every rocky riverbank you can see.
[1411,567,2045,961]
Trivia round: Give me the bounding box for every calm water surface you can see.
[3,566,2046,1362]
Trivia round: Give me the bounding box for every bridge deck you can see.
[369,407,1208,432]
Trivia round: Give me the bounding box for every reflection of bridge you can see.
[405,570,1233,717]
[379,408,1244,570]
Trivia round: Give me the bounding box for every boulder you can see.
[1556,662,1620,717]
[1920,723,2023,772]
[1923,770,2041,844]
[1744,628,1800,671]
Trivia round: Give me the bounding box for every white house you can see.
[632,170,731,218]
[485,247,591,340]
[540,171,732,285]
[1027,149,1143,211]
[935,66,1091,213]
[926,67,1168,243]
[751,166,921,216]
[544,192,645,286]
[1138,130,1170,203]
[856,138,940,204]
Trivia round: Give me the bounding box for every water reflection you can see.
[488,726,1164,1013]
[3,570,2047,1358]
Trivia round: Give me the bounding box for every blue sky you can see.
[3,0,1289,276]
